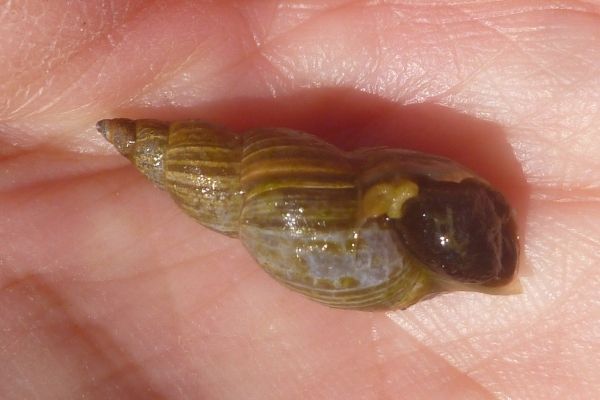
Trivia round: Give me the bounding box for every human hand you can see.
[1,2,599,399]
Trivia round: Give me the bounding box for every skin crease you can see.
[1,0,600,399]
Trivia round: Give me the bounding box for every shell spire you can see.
[97,118,137,157]
[98,118,170,189]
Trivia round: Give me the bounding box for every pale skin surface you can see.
[1,1,599,399]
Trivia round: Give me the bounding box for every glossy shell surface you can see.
[97,118,519,310]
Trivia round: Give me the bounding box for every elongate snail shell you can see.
[97,118,519,310]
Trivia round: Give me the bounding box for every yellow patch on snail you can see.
[360,180,419,220]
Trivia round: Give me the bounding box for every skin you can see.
[1,1,599,399]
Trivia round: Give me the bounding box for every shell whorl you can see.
[98,118,519,310]
[238,128,429,309]
[164,121,243,236]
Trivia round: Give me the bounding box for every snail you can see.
[97,118,519,310]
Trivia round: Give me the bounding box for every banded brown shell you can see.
[97,118,519,310]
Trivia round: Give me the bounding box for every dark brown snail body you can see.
[97,118,519,310]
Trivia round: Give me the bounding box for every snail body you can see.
[97,118,519,310]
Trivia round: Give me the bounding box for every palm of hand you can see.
[1,2,599,399]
